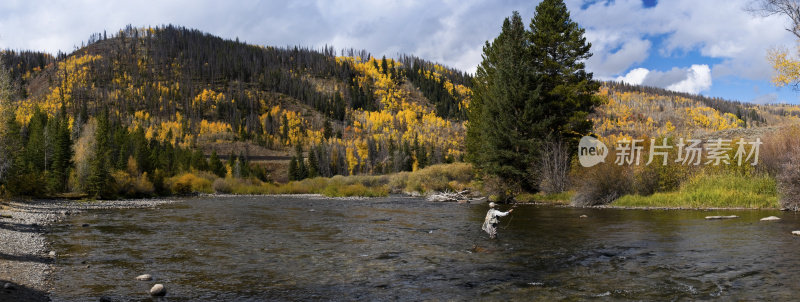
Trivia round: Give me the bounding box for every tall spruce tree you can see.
[307,149,319,178]
[0,60,21,191]
[528,0,599,144]
[48,103,73,193]
[466,1,600,193]
[209,150,225,177]
[295,144,307,180]
[288,157,298,181]
[86,111,113,198]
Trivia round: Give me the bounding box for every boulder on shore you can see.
[704,215,738,220]
[150,284,166,296]
[760,216,781,221]
[135,274,152,281]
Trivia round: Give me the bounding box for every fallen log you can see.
[426,190,471,202]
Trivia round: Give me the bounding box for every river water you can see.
[46,195,800,301]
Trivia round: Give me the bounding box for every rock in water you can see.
[760,216,781,221]
[48,251,56,257]
[3,282,14,290]
[792,231,800,236]
[150,284,166,296]
[579,215,588,218]
[136,274,152,281]
[704,215,738,220]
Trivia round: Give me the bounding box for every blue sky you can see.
[0,0,797,104]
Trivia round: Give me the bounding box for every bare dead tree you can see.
[778,144,800,210]
[537,140,571,194]
[748,0,800,38]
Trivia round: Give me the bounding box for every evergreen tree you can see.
[307,148,319,178]
[191,149,208,171]
[86,111,113,198]
[209,150,225,177]
[24,107,48,173]
[132,126,150,173]
[281,114,289,143]
[288,156,298,181]
[295,144,307,180]
[381,56,388,74]
[237,152,250,178]
[0,59,18,189]
[323,120,333,139]
[48,103,73,193]
[528,0,599,144]
[467,3,600,192]
[1,109,23,194]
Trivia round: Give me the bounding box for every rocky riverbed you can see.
[0,199,177,301]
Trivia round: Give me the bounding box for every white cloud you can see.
[614,64,712,94]
[616,68,649,85]
[571,0,796,82]
[665,64,712,94]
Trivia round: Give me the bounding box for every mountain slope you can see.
[4,25,470,182]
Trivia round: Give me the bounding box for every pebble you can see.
[150,284,167,296]
[705,215,738,220]
[48,251,56,257]
[760,216,781,221]
[136,274,153,281]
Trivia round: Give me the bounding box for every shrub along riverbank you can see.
[163,162,475,198]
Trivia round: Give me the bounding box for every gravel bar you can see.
[0,199,178,301]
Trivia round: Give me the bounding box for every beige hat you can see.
[489,202,496,208]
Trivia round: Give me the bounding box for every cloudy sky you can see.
[0,0,797,103]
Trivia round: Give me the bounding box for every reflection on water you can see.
[47,195,800,301]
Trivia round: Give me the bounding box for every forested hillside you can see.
[2,24,800,199]
[593,82,800,144]
[0,25,472,197]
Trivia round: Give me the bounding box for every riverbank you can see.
[611,174,779,209]
[0,199,176,301]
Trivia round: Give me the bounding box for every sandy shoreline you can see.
[0,199,177,301]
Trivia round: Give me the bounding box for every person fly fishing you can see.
[482,202,513,239]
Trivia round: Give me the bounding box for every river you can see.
[45,195,800,301]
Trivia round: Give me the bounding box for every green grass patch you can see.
[614,173,778,209]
